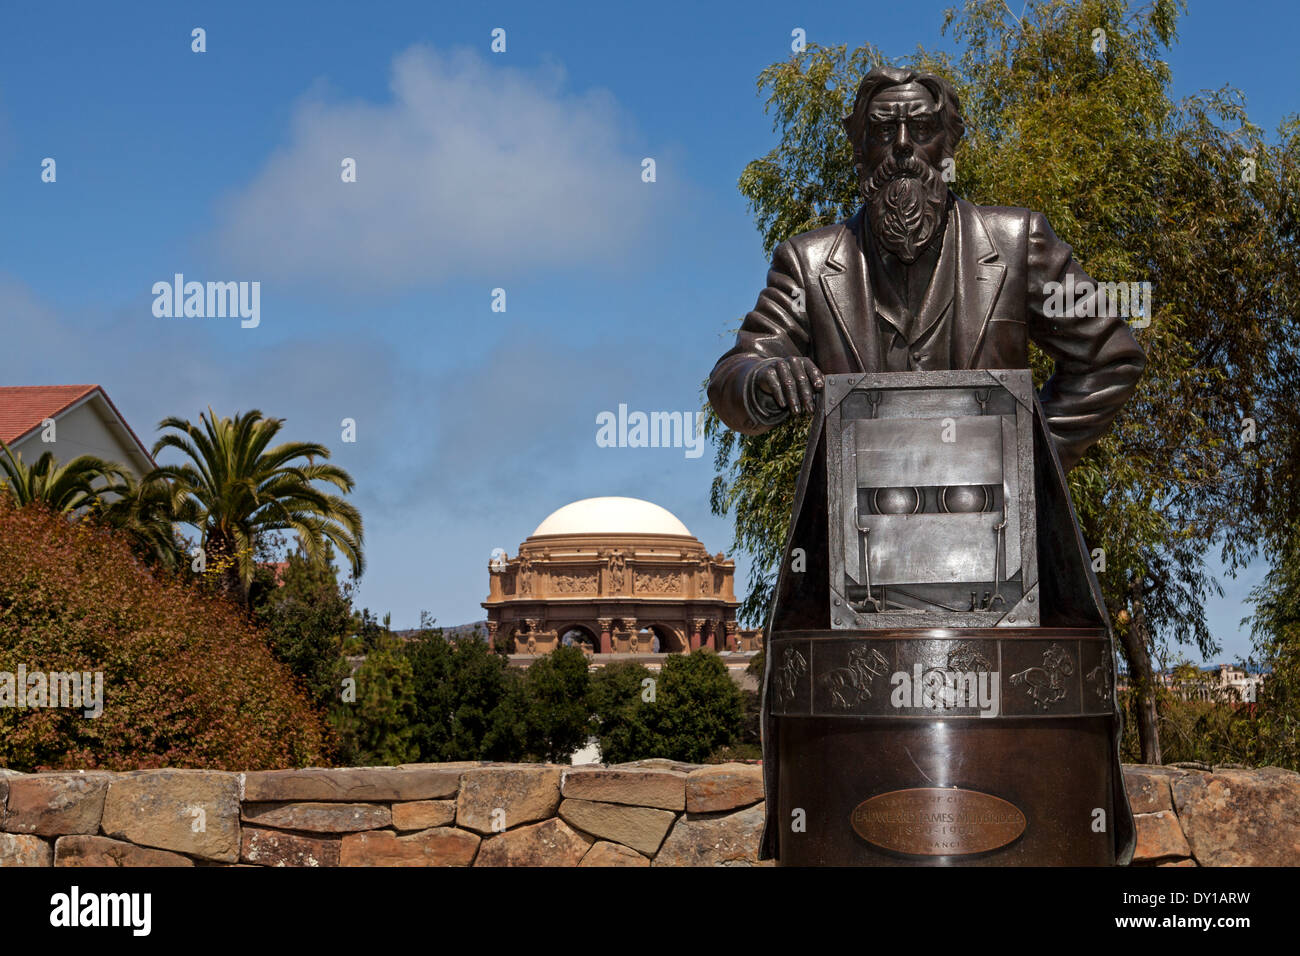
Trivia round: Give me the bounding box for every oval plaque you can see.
[850,787,1026,856]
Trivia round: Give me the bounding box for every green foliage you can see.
[330,633,419,766]
[0,438,125,514]
[404,629,527,762]
[1118,690,1258,766]
[0,497,329,770]
[329,640,751,768]
[705,414,810,625]
[737,41,885,256]
[93,472,197,572]
[738,687,762,748]
[941,0,1294,664]
[1241,538,1300,768]
[650,651,746,763]
[349,607,394,654]
[150,408,364,607]
[338,639,595,764]
[0,439,196,573]
[590,651,744,764]
[252,548,353,710]
[588,661,660,764]
[521,645,594,763]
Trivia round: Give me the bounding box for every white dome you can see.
[531,497,693,538]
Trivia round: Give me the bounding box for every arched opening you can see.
[644,623,687,654]
[558,624,598,654]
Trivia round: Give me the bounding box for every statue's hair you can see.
[842,66,966,161]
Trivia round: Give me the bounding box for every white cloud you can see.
[210,46,660,288]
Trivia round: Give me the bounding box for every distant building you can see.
[1154,663,1265,704]
[483,496,757,657]
[0,384,153,478]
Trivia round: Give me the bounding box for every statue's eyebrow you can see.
[867,104,906,121]
[868,103,940,121]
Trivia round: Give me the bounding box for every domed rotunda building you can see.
[483,497,746,656]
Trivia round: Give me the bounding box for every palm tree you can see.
[0,439,190,569]
[148,408,364,606]
[96,472,198,571]
[0,439,126,512]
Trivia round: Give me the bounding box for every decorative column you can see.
[724,620,739,652]
[597,617,613,655]
[691,618,706,652]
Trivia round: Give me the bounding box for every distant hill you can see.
[442,620,490,639]
[392,620,489,641]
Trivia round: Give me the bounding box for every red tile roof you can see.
[0,385,154,467]
[0,385,99,444]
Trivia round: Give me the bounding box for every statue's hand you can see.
[753,356,824,417]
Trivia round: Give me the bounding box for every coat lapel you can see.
[819,209,871,373]
[908,217,957,345]
[953,199,1007,369]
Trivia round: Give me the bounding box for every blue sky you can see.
[2,0,1295,667]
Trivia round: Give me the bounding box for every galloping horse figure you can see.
[774,647,808,710]
[1086,660,1113,702]
[1010,643,1074,709]
[947,642,994,674]
[823,645,890,709]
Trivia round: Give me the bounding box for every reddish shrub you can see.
[0,498,328,770]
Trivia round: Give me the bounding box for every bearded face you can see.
[857,83,952,263]
[861,151,948,263]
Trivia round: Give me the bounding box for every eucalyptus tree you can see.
[706,0,1300,761]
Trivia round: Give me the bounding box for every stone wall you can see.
[0,761,1294,866]
[1124,764,1300,866]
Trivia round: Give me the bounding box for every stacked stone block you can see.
[0,762,1295,866]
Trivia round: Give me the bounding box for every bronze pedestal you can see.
[751,373,1134,864]
[771,627,1119,865]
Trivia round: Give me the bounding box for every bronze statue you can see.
[708,66,1146,865]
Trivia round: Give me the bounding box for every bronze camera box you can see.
[826,369,1039,629]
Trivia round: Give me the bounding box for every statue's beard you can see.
[862,154,949,262]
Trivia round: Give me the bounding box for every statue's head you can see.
[843,66,965,262]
